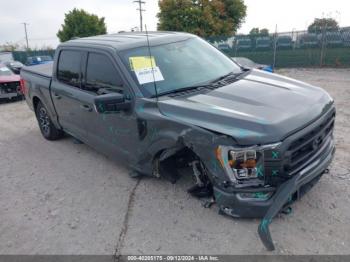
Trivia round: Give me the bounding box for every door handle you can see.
[80,104,92,112]
[53,93,61,100]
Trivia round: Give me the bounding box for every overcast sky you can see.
[0,0,349,48]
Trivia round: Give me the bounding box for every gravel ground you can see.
[0,68,349,255]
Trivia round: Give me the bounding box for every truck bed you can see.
[21,62,54,113]
[21,63,53,79]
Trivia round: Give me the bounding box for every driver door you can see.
[81,51,138,160]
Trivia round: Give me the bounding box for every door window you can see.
[85,53,124,95]
[57,50,82,87]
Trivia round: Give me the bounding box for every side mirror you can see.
[94,93,131,113]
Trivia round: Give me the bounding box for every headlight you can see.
[229,149,263,179]
[216,143,280,183]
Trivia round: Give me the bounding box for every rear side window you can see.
[85,53,124,94]
[57,50,81,87]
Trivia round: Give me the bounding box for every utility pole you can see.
[133,0,145,32]
[272,24,278,70]
[22,22,29,50]
[320,21,327,67]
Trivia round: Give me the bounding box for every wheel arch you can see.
[32,95,62,130]
[32,96,41,112]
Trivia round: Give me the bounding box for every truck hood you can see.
[158,69,334,145]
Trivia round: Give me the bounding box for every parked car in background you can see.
[217,43,231,52]
[235,38,252,51]
[4,61,24,74]
[255,37,271,50]
[323,32,343,47]
[25,55,53,66]
[0,64,22,100]
[276,36,293,49]
[297,33,319,48]
[232,57,273,72]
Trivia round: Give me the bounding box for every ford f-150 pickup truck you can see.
[21,32,335,250]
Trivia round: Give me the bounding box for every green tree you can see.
[260,28,269,36]
[308,18,339,33]
[249,27,260,35]
[157,0,247,37]
[57,8,107,42]
[0,42,20,51]
[249,27,269,36]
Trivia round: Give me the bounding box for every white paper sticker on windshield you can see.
[135,66,164,85]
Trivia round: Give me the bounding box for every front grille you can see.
[285,112,335,174]
[0,81,20,94]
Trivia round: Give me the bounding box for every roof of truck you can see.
[21,32,196,78]
[61,31,195,51]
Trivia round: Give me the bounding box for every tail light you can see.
[20,79,26,95]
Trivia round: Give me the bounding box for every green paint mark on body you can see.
[272,151,279,159]
[257,165,264,177]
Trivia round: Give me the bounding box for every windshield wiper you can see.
[209,69,249,85]
[209,71,238,84]
[153,70,249,98]
[154,84,210,97]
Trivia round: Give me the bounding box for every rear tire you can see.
[35,101,63,140]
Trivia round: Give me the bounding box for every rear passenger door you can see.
[51,50,92,141]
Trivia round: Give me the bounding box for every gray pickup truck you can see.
[21,32,335,250]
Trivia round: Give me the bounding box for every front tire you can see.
[35,101,63,140]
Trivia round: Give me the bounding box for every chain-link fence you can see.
[207,26,350,68]
[6,27,350,68]
[12,50,55,65]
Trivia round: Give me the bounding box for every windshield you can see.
[278,37,291,44]
[40,56,53,61]
[302,34,317,42]
[120,37,241,97]
[238,39,251,45]
[0,66,14,76]
[28,56,52,63]
[218,44,229,49]
[9,61,24,67]
[257,39,270,45]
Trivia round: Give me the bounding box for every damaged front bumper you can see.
[213,136,335,251]
[0,82,22,99]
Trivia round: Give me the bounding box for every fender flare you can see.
[32,95,61,130]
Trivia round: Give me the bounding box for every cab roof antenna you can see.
[145,24,159,102]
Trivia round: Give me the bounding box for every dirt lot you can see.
[0,68,349,255]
